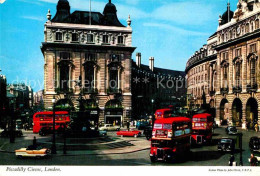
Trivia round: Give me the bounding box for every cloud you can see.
[143,23,210,36]
[21,16,45,21]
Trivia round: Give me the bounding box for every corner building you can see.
[41,0,135,127]
[186,0,260,129]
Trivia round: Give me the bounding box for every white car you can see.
[99,124,120,131]
[15,145,51,158]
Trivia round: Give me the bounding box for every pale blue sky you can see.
[0,0,238,91]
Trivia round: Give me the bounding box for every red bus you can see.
[155,109,173,119]
[150,117,191,162]
[191,113,213,144]
[33,111,70,133]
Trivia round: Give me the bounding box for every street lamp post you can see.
[9,99,15,143]
[151,99,155,127]
[63,125,67,154]
[51,97,57,154]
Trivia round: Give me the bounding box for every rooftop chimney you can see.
[136,53,141,67]
[149,57,154,72]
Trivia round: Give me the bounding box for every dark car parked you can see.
[218,137,235,152]
[249,137,260,152]
[1,130,23,137]
[226,126,238,135]
[143,126,152,140]
[39,127,53,136]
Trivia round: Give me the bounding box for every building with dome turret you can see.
[41,0,135,127]
[186,0,260,129]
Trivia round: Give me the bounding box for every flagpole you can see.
[228,0,230,22]
[89,0,92,25]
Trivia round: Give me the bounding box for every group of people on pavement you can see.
[246,121,259,132]
[229,153,258,166]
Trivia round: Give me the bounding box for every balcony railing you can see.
[107,88,122,94]
[246,84,258,93]
[233,86,242,94]
[55,88,74,94]
[220,87,229,95]
[83,88,98,94]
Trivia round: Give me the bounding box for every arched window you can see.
[103,35,109,44]
[58,52,71,92]
[117,36,124,44]
[72,33,78,42]
[56,32,62,41]
[83,53,97,91]
[246,23,250,33]
[250,58,256,86]
[87,34,94,43]
[235,62,242,88]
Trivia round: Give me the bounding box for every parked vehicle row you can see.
[1,130,23,137]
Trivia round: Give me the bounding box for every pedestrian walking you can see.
[247,122,250,131]
[255,123,258,132]
[229,154,235,166]
[127,121,130,131]
[33,136,37,146]
[250,154,258,166]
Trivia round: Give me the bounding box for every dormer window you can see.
[103,35,109,44]
[117,36,123,44]
[72,33,78,42]
[87,34,94,43]
[56,32,63,41]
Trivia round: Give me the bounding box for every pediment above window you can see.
[247,53,258,61]
[233,56,243,64]
[221,60,229,68]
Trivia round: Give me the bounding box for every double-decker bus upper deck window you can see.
[199,118,207,122]
[163,124,172,129]
[193,118,198,122]
[154,123,162,129]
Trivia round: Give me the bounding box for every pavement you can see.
[0,129,150,156]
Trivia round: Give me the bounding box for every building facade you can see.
[41,0,135,127]
[33,90,44,110]
[6,83,34,111]
[186,0,260,129]
[132,53,186,119]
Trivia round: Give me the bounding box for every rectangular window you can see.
[87,34,94,43]
[103,35,109,43]
[85,53,96,62]
[56,32,62,41]
[72,33,78,42]
[117,36,123,44]
[60,52,70,60]
[235,48,241,57]
[111,54,120,62]
[250,44,256,53]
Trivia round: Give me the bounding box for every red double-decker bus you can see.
[33,111,70,133]
[191,113,213,144]
[150,117,191,163]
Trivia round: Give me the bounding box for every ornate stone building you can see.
[186,0,260,129]
[41,0,135,127]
